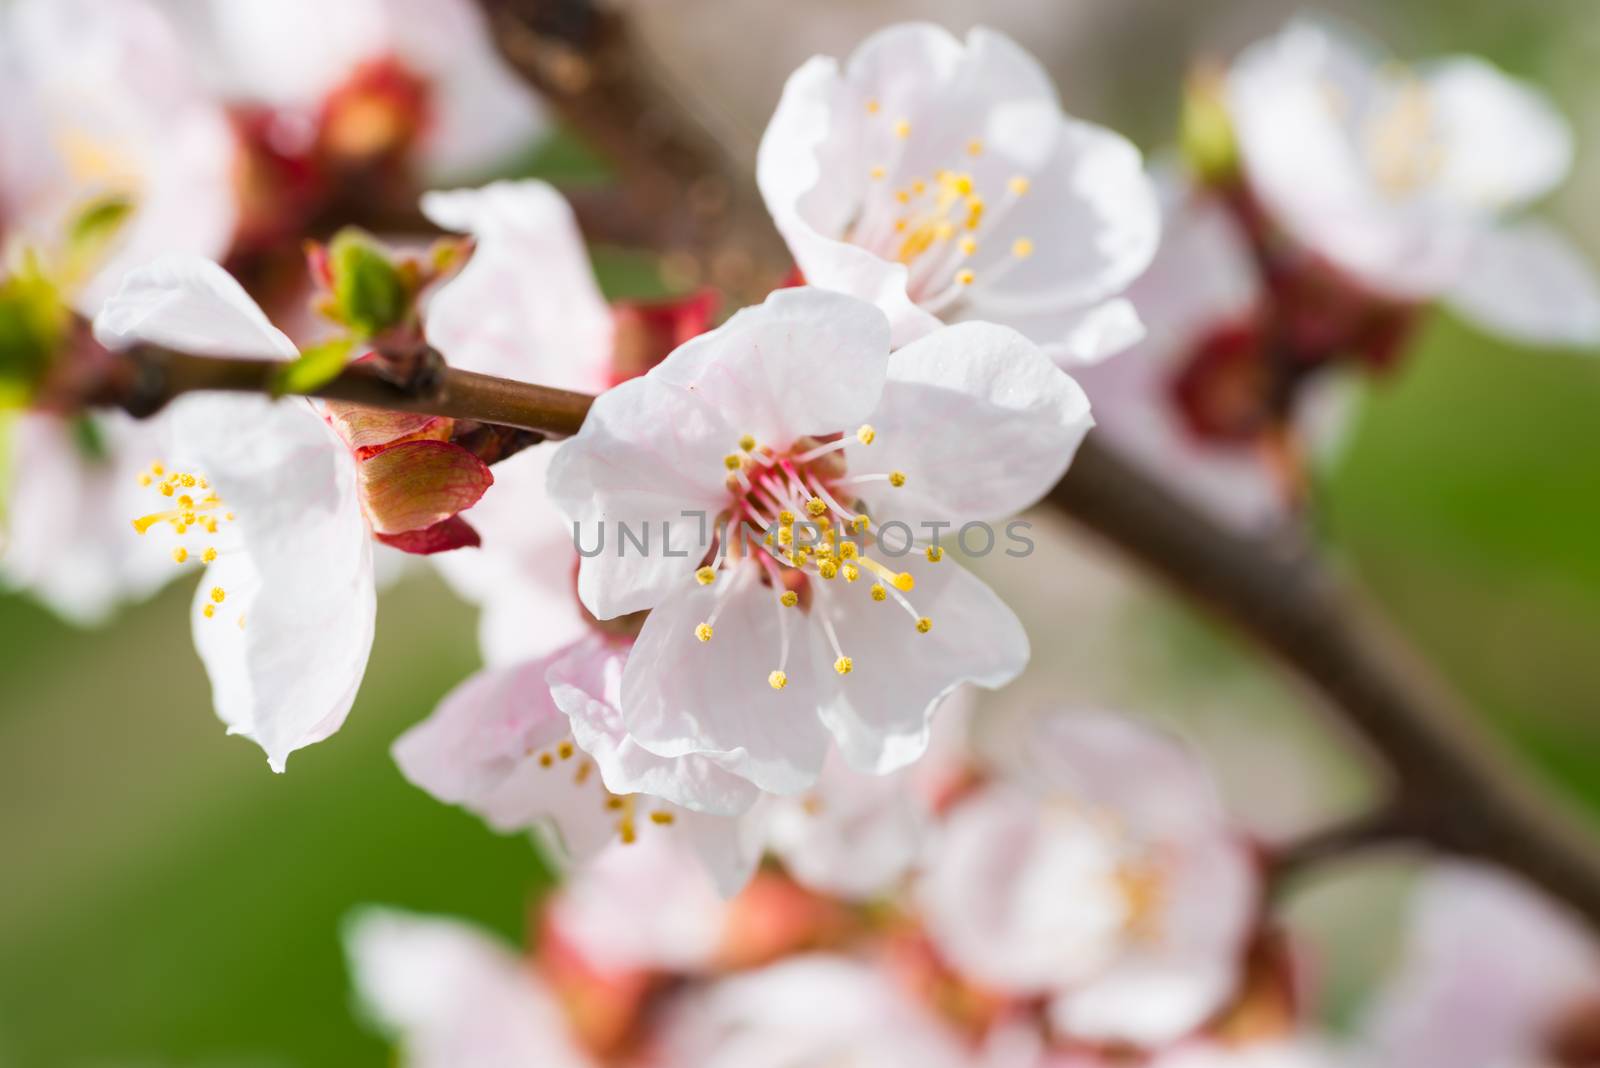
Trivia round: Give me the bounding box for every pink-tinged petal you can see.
[545,374,730,620]
[343,908,588,1068]
[548,635,762,818]
[1048,833,1258,1046]
[852,321,1092,527]
[358,439,492,535]
[391,650,616,862]
[377,514,481,555]
[918,784,1128,992]
[1446,220,1600,348]
[650,286,892,447]
[619,574,830,797]
[1424,57,1572,213]
[325,402,452,459]
[1362,862,1600,1068]
[171,394,374,771]
[422,179,612,391]
[93,255,298,359]
[812,554,1027,775]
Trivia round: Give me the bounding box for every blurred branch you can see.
[473,0,792,302]
[458,0,1600,925]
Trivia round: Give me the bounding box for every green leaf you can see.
[329,229,408,337]
[273,336,356,396]
[0,253,68,406]
[66,194,136,259]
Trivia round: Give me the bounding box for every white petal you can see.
[93,255,299,359]
[619,572,830,796]
[1424,56,1573,213]
[1028,299,1147,368]
[548,634,762,817]
[853,321,1092,526]
[812,554,1027,774]
[1447,220,1600,348]
[172,394,374,770]
[391,649,615,861]
[650,285,892,447]
[344,907,585,1068]
[1049,833,1257,1046]
[545,374,729,620]
[422,180,613,390]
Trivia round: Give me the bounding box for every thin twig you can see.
[1269,806,1412,889]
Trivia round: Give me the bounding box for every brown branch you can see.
[473,0,792,302]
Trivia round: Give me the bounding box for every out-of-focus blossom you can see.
[169,0,545,185]
[1357,863,1600,1068]
[395,633,768,896]
[95,257,377,771]
[345,907,594,1068]
[758,23,1159,364]
[1225,19,1600,348]
[0,0,236,311]
[655,955,974,1068]
[920,709,1259,1048]
[549,286,1089,802]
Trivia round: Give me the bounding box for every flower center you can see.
[130,460,238,623]
[691,426,938,691]
[531,735,676,846]
[1361,74,1445,197]
[847,104,1037,312]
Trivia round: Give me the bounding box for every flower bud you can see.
[327,228,409,336]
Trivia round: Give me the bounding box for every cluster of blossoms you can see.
[3,7,1599,1066]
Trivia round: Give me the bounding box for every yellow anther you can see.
[852,515,870,533]
[894,219,909,234]
[964,199,985,230]
[138,473,152,487]
[618,820,638,845]
[176,495,194,509]
[650,810,675,825]
[856,424,876,445]
[839,542,858,560]
[171,547,188,564]
[739,434,757,452]
[893,118,911,138]
[895,189,911,205]
[843,563,861,582]
[150,463,165,476]
[912,180,926,195]
[959,236,977,256]
[916,616,933,634]
[967,139,984,157]
[935,221,955,241]
[866,99,881,114]
[1008,175,1031,196]
[956,269,975,286]
[696,566,717,586]
[870,584,888,602]
[949,173,974,196]
[870,165,887,180]
[605,797,625,811]
[1012,238,1035,259]
[174,524,188,535]
[724,454,742,471]
[204,518,218,534]
[202,548,218,563]
[926,545,944,562]
[862,556,916,592]
[539,752,554,767]
[558,741,574,760]
[695,622,715,643]
[778,525,794,546]
[777,510,796,525]
[210,586,226,604]
[818,560,839,580]
[779,590,799,608]
[201,604,215,619]
[889,470,907,487]
[159,483,175,498]
[575,761,592,784]
[805,496,828,518]
[768,670,789,690]
[834,656,854,675]
[225,513,235,521]
[179,474,196,488]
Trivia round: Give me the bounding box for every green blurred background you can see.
[4,1,1600,1064]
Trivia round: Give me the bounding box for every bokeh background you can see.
[3,0,1599,1064]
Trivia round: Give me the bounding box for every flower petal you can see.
[1424,56,1573,213]
[851,321,1092,526]
[1447,219,1600,348]
[422,179,613,390]
[548,634,762,818]
[93,255,299,359]
[358,439,493,535]
[812,555,1027,774]
[619,573,830,796]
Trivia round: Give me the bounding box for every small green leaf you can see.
[329,229,408,336]
[273,336,356,396]
[67,194,136,258]
[0,253,68,407]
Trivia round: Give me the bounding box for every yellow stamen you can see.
[695,622,714,642]
[861,557,915,591]
[866,99,880,114]
[171,547,188,564]
[201,604,215,619]
[202,548,218,563]
[856,424,876,445]
[852,515,870,533]
[870,165,886,181]
[889,471,907,487]
[818,560,839,580]
[696,566,717,586]
[955,269,975,286]
[210,586,226,604]
[768,670,789,690]
[724,453,742,470]
[779,590,799,608]
[539,752,554,767]
[916,616,933,634]
[739,434,756,452]
[805,496,828,518]
[967,139,983,157]
[558,741,574,760]
[1012,238,1034,259]
[834,656,854,675]
[650,810,675,825]
[926,545,943,562]
[843,563,861,582]
[893,118,911,139]
[958,236,977,256]
[1008,175,1030,195]
[870,584,888,602]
